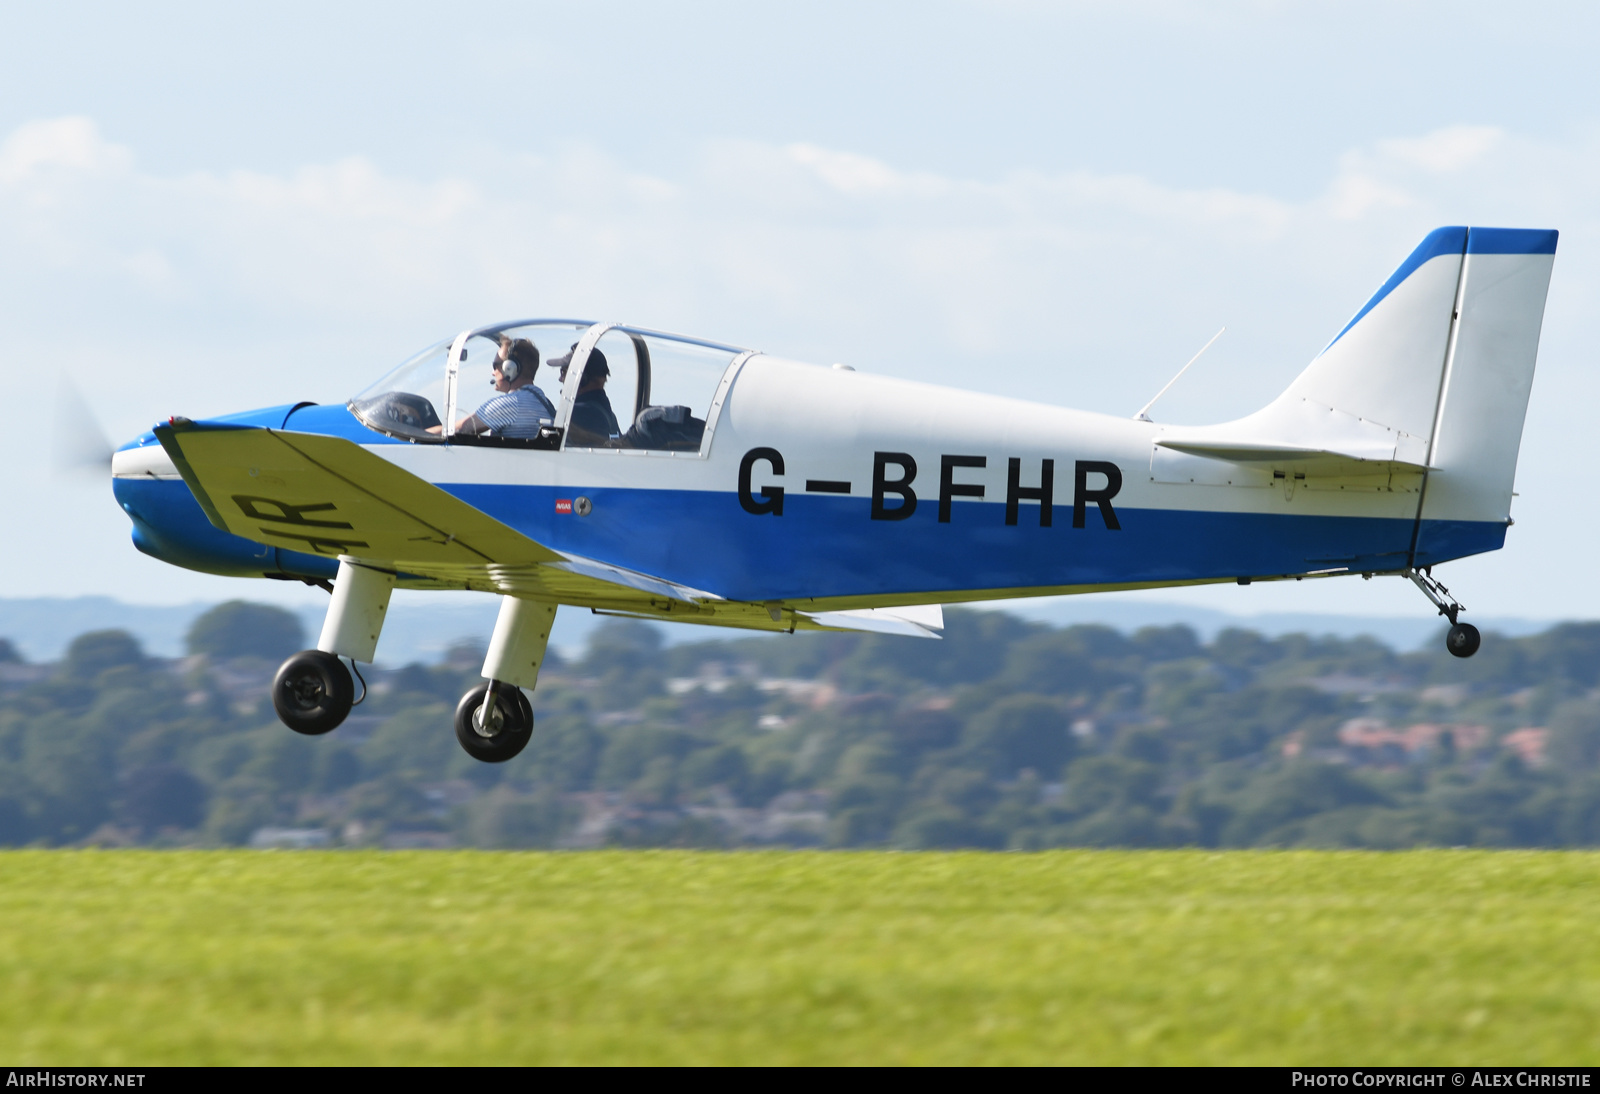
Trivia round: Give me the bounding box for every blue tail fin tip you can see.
[1322,227,1467,353]
[1322,225,1557,354]
[1465,227,1558,255]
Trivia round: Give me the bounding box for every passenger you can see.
[550,345,621,445]
[442,337,555,438]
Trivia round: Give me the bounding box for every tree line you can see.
[2,599,1600,849]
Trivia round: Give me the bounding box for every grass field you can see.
[0,850,1597,1065]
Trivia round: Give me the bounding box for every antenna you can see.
[1134,327,1226,422]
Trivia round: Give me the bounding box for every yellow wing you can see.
[154,420,940,636]
[156,420,559,568]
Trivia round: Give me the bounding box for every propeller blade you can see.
[52,377,115,477]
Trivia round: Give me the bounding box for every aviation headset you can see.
[498,352,520,384]
[495,339,537,385]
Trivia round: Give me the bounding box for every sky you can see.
[4,0,1599,626]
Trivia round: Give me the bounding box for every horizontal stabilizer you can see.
[1152,384,1434,478]
[1155,438,1430,471]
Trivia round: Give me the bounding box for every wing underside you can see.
[154,421,943,638]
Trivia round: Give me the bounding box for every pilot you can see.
[551,344,621,444]
[444,337,556,439]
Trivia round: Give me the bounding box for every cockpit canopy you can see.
[349,319,750,454]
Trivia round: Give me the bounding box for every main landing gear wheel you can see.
[272,650,355,735]
[454,682,533,763]
[1446,622,1482,659]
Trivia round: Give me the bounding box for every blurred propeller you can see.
[52,377,116,479]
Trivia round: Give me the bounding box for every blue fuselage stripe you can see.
[114,476,1505,597]
[441,483,1505,600]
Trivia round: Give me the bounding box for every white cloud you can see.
[0,115,131,185]
[787,143,911,195]
[4,115,1594,438]
[1377,125,1504,172]
[221,158,479,225]
[0,116,1589,398]
[1322,169,1414,221]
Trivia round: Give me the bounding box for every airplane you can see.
[110,225,1557,763]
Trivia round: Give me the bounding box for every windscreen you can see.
[348,339,453,442]
[348,320,592,443]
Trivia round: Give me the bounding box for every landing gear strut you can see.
[271,558,394,734]
[1406,567,1480,658]
[450,596,558,763]
[270,566,559,765]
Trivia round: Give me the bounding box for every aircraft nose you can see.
[110,435,180,480]
[109,422,339,583]
[111,428,271,575]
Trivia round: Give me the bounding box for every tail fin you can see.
[1283,226,1471,458]
[1156,226,1556,565]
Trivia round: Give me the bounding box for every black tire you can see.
[1446,622,1481,659]
[454,682,533,763]
[272,650,355,735]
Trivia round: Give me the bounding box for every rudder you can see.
[1412,227,1557,564]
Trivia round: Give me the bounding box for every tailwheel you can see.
[1406,567,1480,659]
[454,681,533,763]
[272,650,355,735]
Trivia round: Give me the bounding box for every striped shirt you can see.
[473,386,556,438]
